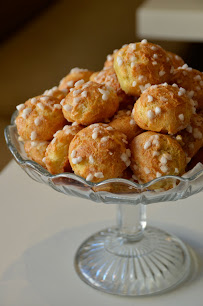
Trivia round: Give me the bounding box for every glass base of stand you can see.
[75,226,191,296]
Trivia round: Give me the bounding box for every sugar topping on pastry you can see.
[16,95,67,141]
[58,68,93,91]
[24,140,50,167]
[132,83,194,135]
[109,109,142,141]
[43,86,68,100]
[166,51,184,69]
[15,39,203,190]
[130,131,187,189]
[68,123,130,183]
[90,67,133,104]
[62,81,119,125]
[175,114,203,160]
[45,125,83,174]
[170,67,203,110]
[113,42,173,96]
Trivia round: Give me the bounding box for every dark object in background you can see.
[153,40,203,72]
[187,147,203,171]
[0,0,56,42]
[185,43,203,72]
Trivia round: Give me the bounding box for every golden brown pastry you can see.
[170,66,203,110]
[130,131,187,189]
[58,68,93,91]
[61,81,119,125]
[176,114,203,161]
[114,40,173,96]
[45,124,83,174]
[109,109,143,141]
[24,140,49,167]
[43,86,68,100]
[103,47,130,69]
[104,53,115,68]
[132,83,193,135]
[93,167,139,194]
[16,95,67,141]
[14,40,203,188]
[166,51,184,69]
[90,67,133,104]
[68,123,130,183]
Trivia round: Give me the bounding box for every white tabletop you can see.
[0,161,203,306]
[136,0,203,41]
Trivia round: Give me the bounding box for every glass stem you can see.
[117,203,147,242]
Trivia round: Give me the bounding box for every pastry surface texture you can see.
[171,66,203,110]
[14,40,203,190]
[61,81,119,125]
[114,41,173,96]
[16,95,66,141]
[166,51,184,69]
[110,109,142,141]
[176,114,203,160]
[68,123,130,183]
[45,124,83,174]
[24,141,49,167]
[132,83,193,135]
[43,86,68,100]
[58,68,93,91]
[130,131,187,188]
[90,67,132,104]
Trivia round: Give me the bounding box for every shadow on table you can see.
[0,222,202,306]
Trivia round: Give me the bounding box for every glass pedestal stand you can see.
[6,119,202,297]
[75,203,191,296]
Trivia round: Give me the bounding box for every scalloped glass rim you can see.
[4,110,203,205]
